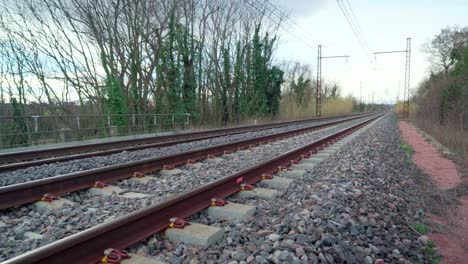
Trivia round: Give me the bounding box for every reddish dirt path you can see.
[399,121,460,190]
[399,121,468,264]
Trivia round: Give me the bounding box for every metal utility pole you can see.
[360,81,363,111]
[316,45,350,117]
[373,37,411,119]
[403,38,411,119]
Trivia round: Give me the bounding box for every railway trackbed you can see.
[0,113,370,172]
[0,113,384,263]
[0,113,375,208]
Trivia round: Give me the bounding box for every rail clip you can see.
[133,172,144,178]
[40,193,59,203]
[240,183,253,191]
[277,166,288,171]
[94,181,107,188]
[210,198,227,206]
[261,173,273,180]
[223,150,232,155]
[169,218,190,229]
[290,160,300,165]
[163,165,174,170]
[186,159,197,164]
[207,154,216,159]
[101,248,129,264]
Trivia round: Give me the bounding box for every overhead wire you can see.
[244,0,351,74]
[343,0,372,53]
[254,0,321,46]
[336,0,371,59]
[243,0,318,53]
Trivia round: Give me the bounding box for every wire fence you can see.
[0,113,191,149]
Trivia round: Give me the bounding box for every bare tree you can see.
[423,26,468,78]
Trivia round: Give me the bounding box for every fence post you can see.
[153,115,157,127]
[76,116,80,130]
[461,113,466,168]
[172,115,175,126]
[185,113,190,126]
[32,116,39,133]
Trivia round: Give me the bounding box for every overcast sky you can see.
[271,0,467,104]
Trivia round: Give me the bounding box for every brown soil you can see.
[399,121,468,263]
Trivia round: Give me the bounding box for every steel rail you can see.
[3,113,383,264]
[0,113,374,173]
[0,113,376,210]
[0,112,369,165]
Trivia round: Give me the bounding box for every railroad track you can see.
[1,113,384,264]
[0,113,369,169]
[0,113,375,209]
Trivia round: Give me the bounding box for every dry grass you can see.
[415,118,468,170]
[395,100,467,170]
[278,97,355,119]
[394,101,418,119]
[192,97,357,132]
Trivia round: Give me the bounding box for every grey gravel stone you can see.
[268,233,281,242]
[364,255,373,264]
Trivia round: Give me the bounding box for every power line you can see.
[337,0,369,56]
[253,0,352,72]
[336,0,371,58]
[245,0,351,75]
[244,0,318,52]
[343,0,371,53]
[255,0,320,46]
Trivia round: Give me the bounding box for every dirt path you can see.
[399,121,468,264]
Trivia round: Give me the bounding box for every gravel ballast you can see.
[0,117,372,261]
[0,117,364,187]
[126,113,438,264]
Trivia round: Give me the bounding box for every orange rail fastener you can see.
[187,159,197,164]
[163,165,174,170]
[133,172,144,178]
[240,183,253,191]
[40,193,59,203]
[210,198,227,206]
[169,218,190,229]
[101,248,129,264]
[94,181,107,189]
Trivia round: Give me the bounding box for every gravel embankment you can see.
[0,117,366,187]
[0,117,370,261]
[127,113,436,264]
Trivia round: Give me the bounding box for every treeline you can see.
[414,26,468,157]
[0,0,295,126]
[416,26,467,125]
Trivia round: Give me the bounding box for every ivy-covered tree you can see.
[248,23,279,116]
[291,73,310,106]
[266,66,284,116]
[221,47,231,125]
[10,97,29,145]
[101,49,128,129]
